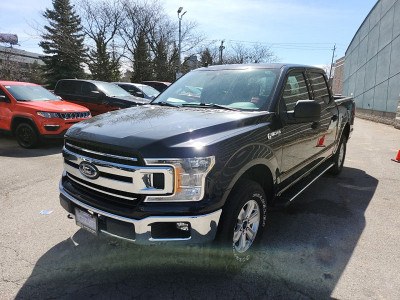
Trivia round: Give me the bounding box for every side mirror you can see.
[134,91,144,98]
[90,90,103,99]
[288,100,321,123]
[0,95,10,103]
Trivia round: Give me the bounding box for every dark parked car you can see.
[141,81,171,92]
[54,79,150,116]
[114,82,160,100]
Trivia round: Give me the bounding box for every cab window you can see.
[81,82,98,97]
[308,72,331,104]
[57,81,81,95]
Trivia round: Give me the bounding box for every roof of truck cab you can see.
[195,63,322,71]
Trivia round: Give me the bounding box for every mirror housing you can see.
[287,100,321,123]
[0,95,10,103]
[134,91,144,98]
[90,90,103,99]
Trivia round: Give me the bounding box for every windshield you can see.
[5,85,60,101]
[153,68,279,111]
[96,82,132,97]
[139,85,160,98]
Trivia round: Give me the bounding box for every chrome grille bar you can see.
[66,143,138,162]
[63,147,174,195]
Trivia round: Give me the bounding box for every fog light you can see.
[176,222,189,231]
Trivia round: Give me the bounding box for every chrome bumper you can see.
[59,181,222,244]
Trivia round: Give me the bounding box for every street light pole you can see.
[177,7,186,79]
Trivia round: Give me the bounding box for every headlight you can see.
[37,111,59,118]
[145,156,215,202]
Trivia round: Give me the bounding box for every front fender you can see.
[215,143,279,206]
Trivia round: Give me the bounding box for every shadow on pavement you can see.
[15,167,377,299]
[0,133,63,157]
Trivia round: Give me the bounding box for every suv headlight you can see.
[145,156,215,202]
[37,111,59,118]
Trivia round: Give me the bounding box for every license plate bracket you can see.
[75,207,98,235]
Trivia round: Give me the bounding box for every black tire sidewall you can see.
[329,135,347,175]
[16,123,38,148]
[216,180,267,263]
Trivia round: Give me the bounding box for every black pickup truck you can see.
[59,64,354,261]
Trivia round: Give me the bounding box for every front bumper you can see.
[59,181,222,244]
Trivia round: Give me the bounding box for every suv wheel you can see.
[216,180,267,262]
[15,123,39,148]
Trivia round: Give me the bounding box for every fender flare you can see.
[217,143,279,206]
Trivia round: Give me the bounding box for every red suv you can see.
[0,81,91,148]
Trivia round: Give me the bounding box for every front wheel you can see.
[15,123,39,148]
[216,180,267,262]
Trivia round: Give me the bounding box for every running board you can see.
[273,162,334,208]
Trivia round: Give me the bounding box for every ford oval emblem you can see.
[79,161,99,179]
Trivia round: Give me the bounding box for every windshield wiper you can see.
[151,101,180,108]
[182,103,239,111]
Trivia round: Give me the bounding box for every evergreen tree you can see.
[109,40,121,82]
[152,38,168,81]
[131,32,152,83]
[39,0,87,88]
[87,39,113,81]
[200,48,213,66]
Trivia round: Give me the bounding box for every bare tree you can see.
[225,43,276,64]
[0,47,24,80]
[118,0,202,81]
[119,0,159,63]
[78,0,124,81]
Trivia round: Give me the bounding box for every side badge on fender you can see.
[267,130,281,140]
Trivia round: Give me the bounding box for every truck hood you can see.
[19,100,89,112]
[66,105,273,157]
[111,95,150,104]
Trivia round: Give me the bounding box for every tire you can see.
[215,179,267,263]
[328,135,347,175]
[15,123,39,148]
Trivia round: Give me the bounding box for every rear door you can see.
[306,70,338,159]
[55,81,84,106]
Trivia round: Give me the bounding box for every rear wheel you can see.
[15,123,39,148]
[216,180,267,262]
[328,135,347,175]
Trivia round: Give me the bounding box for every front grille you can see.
[57,112,90,120]
[62,139,174,215]
[65,138,142,167]
[62,175,143,218]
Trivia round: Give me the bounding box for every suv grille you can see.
[58,112,90,120]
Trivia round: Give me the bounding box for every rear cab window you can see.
[307,72,331,105]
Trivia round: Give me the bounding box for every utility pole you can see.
[219,40,225,65]
[177,7,187,79]
[329,44,336,79]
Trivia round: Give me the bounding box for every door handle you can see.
[311,122,320,130]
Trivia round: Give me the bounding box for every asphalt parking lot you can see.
[1,117,400,300]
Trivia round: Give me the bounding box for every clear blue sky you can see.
[0,0,378,66]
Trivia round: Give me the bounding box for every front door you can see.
[0,88,12,130]
[279,71,322,181]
